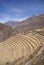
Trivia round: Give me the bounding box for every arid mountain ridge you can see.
[0,13,44,42]
[0,23,13,42]
[5,13,44,32]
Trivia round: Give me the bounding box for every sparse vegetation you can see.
[0,33,43,65]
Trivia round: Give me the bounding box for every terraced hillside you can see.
[0,33,43,65]
[34,28,44,36]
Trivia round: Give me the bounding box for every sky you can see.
[0,0,44,23]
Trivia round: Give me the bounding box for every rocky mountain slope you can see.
[5,21,19,28]
[0,23,13,42]
[15,14,44,32]
[5,13,44,33]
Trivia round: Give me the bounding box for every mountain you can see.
[0,23,13,42]
[15,13,44,32]
[5,21,19,28]
[5,13,44,33]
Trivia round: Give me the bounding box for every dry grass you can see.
[0,32,43,65]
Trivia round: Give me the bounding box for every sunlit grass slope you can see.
[0,33,42,65]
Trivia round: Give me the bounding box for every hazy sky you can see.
[0,0,44,23]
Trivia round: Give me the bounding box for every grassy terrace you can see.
[0,32,43,65]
